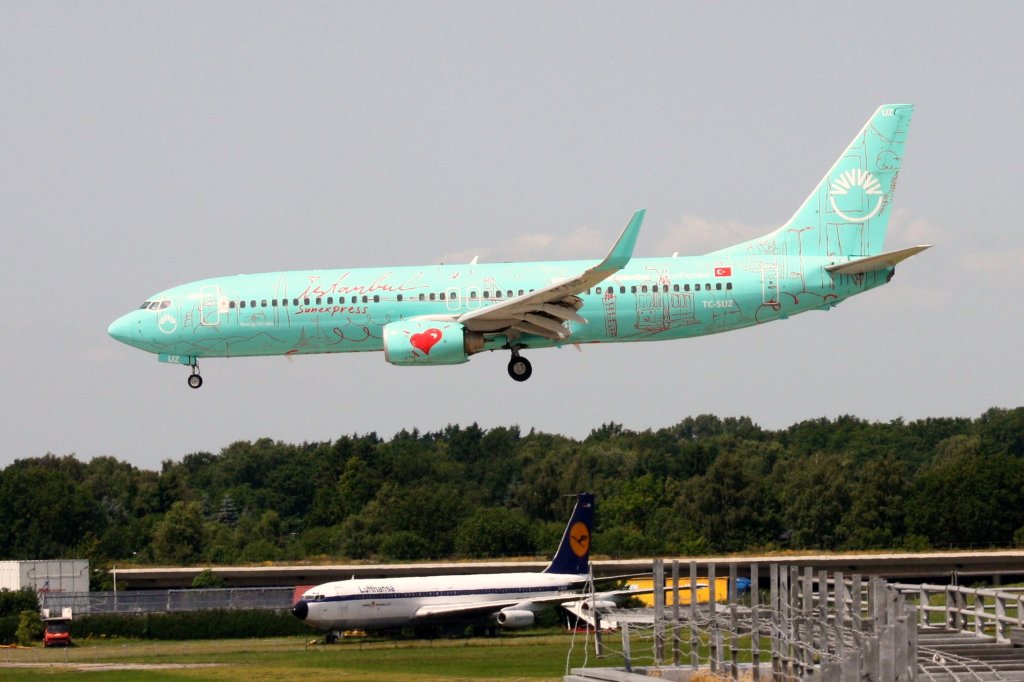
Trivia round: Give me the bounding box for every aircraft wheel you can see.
[187,374,203,389]
[507,356,532,382]
[325,631,339,644]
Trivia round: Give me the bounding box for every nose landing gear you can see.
[187,363,203,389]
[507,350,532,382]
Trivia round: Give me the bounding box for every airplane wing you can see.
[450,210,645,341]
[412,587,649,622]
[825,245,931,275]
[412,591,587,621]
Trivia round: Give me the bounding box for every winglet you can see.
[543,492,595,575]
[594,210,644,276]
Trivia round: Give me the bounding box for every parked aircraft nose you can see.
[291,600,308,620]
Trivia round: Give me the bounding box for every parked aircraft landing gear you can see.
[187,363,203,389]
[507,351,532,382]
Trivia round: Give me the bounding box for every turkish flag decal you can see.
[714,267,732,277]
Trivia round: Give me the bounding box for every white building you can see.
[0,560,89,594]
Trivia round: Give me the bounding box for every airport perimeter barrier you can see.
[568,561,921,682]
[38,587,296,615]
[893,581,1024,642]
[569,562,1024,682]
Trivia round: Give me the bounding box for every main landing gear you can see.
[187,362,203,389]
[507,350,532,382]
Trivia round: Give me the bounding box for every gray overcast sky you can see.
[2,1,1021,470]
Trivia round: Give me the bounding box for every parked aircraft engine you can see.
[382,320,485,366]
[495,609,535,628]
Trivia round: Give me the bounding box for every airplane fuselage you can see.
[297,572,583,631]
[110,253,887,361]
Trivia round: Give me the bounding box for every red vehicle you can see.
[43,619,71,647]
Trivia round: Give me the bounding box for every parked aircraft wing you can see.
[412,591,586,621]
[454,210,645,340]
[411,584,648,622]
[413,600,522,620]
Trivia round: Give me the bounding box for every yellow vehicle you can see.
[625,577,732,607]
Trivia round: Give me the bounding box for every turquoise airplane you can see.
[109,104,928,388]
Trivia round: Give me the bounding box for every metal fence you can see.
[566,561,919,682]
[894,582,1024,642]
[38,587,295,615]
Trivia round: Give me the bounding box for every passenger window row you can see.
[173,280,736,312]
[589,282,733,294]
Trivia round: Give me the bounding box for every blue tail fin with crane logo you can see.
[543,493,595,575]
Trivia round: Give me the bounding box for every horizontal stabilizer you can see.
[825,245,931,275]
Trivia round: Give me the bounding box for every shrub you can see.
[0,615,20,644]
[190,569,226,589]
[1013,527,1024,549]
[0,588,39,617]
[72,610,313,640]
[16,610,43,646]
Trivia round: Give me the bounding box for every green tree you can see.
[378,530,432,561]
[909,435,1024,547]
[454,507,533,558]
[152,501,206,564]
[839,456,910,549]
[0,456,103,559]
[335,456,378,519]
[977,407,1024,457]
[255,510,283,545]
[297,526,344,557]
[775,451,850,550]
[6,410,1023,562]
[681,443,780,552]
[216,495,239,527]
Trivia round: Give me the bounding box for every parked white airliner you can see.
[291,494,609,639]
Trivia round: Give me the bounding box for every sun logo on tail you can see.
[829,169,884,223]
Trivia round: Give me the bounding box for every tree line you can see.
[2,408,1024,583]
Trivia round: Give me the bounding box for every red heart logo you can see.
[410,328,443,355]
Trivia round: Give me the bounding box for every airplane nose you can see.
[107,313,136,345]
[291,600,309,620]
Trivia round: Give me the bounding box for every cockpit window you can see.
[159,300,171,310]
[139,302,151,309]
[141,299,171,311]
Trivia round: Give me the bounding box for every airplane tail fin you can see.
[708,104,914,260]
[543,492,595,575]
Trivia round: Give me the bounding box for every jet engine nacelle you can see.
[495,609,535,628]
[382,320,484,366]
[580,599,617,611]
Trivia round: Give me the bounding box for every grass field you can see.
[0,631,619,681]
